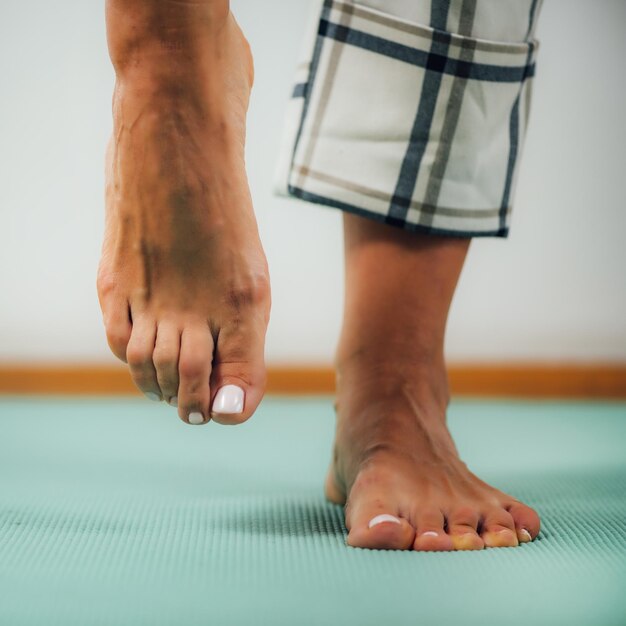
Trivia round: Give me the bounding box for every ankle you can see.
[336,356,450,420]
[106,0,231,77]
[337,334,446,379]
[107,8,253,128]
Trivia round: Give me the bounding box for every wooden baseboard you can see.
[0,363,625,398]
[447,364,626,399]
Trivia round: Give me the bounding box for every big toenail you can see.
[212,385,244,414]
[169,396,178,407]
[145,392,161,402]
[368,514,401,529]
[520,529,532,542]
[188,412,204,425]
[422,531,439,537]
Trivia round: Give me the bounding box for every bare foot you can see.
[325,214,540,550]
[325,361,540,551]
[98,9,270,425]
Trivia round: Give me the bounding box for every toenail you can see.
[169,396,178,407]
[520,529,532,542]
[188,412,204,425]
[145,392,161,402]
[368,514,401,529]
[422,531,439,537]
[212,385,244,415]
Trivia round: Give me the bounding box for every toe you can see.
[126,316,161,401]
[153,320,181,406]
[101,298,132,363]
[447,507,485,551]
[209,321,267,425]
[177,323,214,425]
[413,511,454,551]
[507,500,541,543]
[345,498,415,550]
[481,508,519,548]
[97,273,131,363]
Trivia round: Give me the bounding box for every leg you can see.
[98,0,270,425]
[275,0,543,549]
[326,213,540,550]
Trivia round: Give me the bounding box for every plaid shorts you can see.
[274,0,543,237]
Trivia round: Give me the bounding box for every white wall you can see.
[0,0,624,364]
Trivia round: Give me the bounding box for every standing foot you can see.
[326,214,540,551]
[325,362,540,551]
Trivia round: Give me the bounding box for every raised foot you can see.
[98,12,270,426]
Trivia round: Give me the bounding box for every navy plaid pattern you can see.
[275,0,543,237]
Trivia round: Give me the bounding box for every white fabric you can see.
[275,0,543,237]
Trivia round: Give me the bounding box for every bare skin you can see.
[325,214,541,550]
[99,1,270,425]
[100,1,541,550]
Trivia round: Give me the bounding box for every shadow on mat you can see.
[216,499,347,539]
[213,467,626,547]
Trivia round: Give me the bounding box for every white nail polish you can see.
[145,392,161,402]
[188,412,204,425]
[368,514,401,529]
[422,531,439,537]
[169,396,178,407]
[520,528,532,542]
[212,385,245,415]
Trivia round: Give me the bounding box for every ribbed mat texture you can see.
[0,397,625,626]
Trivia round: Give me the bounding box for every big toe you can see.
[209,320,267,425]
[348,512,415,551]
[345,491,415,550]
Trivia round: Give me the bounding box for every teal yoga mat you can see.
[0,397,625,626]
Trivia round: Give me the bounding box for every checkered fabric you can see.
[275,0,543,237]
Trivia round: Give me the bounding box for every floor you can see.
[0,396,625,626]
